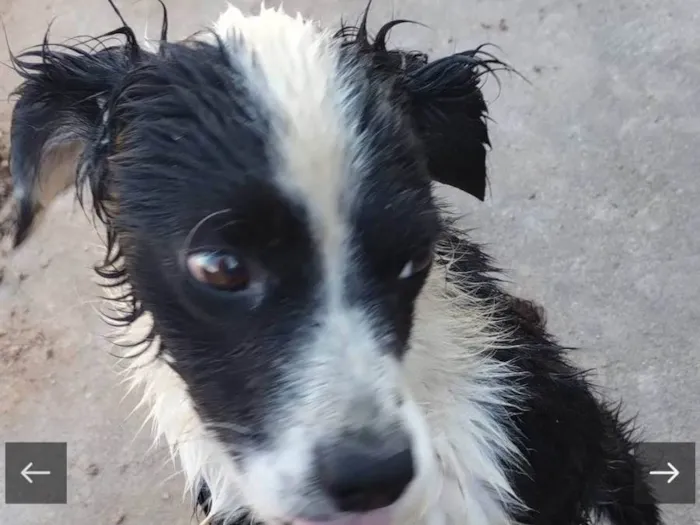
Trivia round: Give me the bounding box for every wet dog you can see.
[7,2,661,524]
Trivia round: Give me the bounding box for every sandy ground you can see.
[0,0,698,524]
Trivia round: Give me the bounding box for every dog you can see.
[7,2,661,524]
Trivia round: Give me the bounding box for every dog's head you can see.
[9,3,502,524]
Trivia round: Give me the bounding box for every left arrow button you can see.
[5,442,67,504]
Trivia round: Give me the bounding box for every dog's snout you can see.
[315,435,414,513]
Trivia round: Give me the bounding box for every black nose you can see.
[316,437,414,513]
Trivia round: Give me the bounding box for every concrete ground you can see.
[0,0,697,524]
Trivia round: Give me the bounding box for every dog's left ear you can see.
[7,0,153,247]
[8,36,138,247]
[402,50,495,201]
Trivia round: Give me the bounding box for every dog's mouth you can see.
[292,508,393,525]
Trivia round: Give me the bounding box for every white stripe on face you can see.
[212,5,423,521]
[215,4,360,310]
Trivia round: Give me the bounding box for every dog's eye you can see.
[398,249,434,279]
[186,251,251,292]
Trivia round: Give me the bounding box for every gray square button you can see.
[5,442,67,504]
[634,442,695,505]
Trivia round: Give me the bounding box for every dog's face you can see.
[9,5,497,524]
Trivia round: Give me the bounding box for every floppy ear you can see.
[337,14,506,200]
[8,35,136,247]
[402,50,496,201]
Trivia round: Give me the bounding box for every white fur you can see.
[213,3,361,295]
[107,4,525,525]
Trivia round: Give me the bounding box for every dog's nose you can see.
[315,436,414,513]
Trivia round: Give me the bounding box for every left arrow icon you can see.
[21,462,52,484]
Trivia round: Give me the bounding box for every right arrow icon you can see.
[649,462,680,484]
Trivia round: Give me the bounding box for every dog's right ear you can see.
[8,38,136,247]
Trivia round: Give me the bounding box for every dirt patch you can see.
[0,130,26,418]
[0,307,54,416]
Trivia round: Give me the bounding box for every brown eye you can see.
[186,251,251,292]
[398,249,434,279]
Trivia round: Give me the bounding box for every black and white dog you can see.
[8,2,661,524]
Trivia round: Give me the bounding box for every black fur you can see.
[7,3,660,525]
[434,226,660,524]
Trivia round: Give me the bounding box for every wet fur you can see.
[7,3,660,525]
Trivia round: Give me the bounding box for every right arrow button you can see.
[634,442,696,504]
